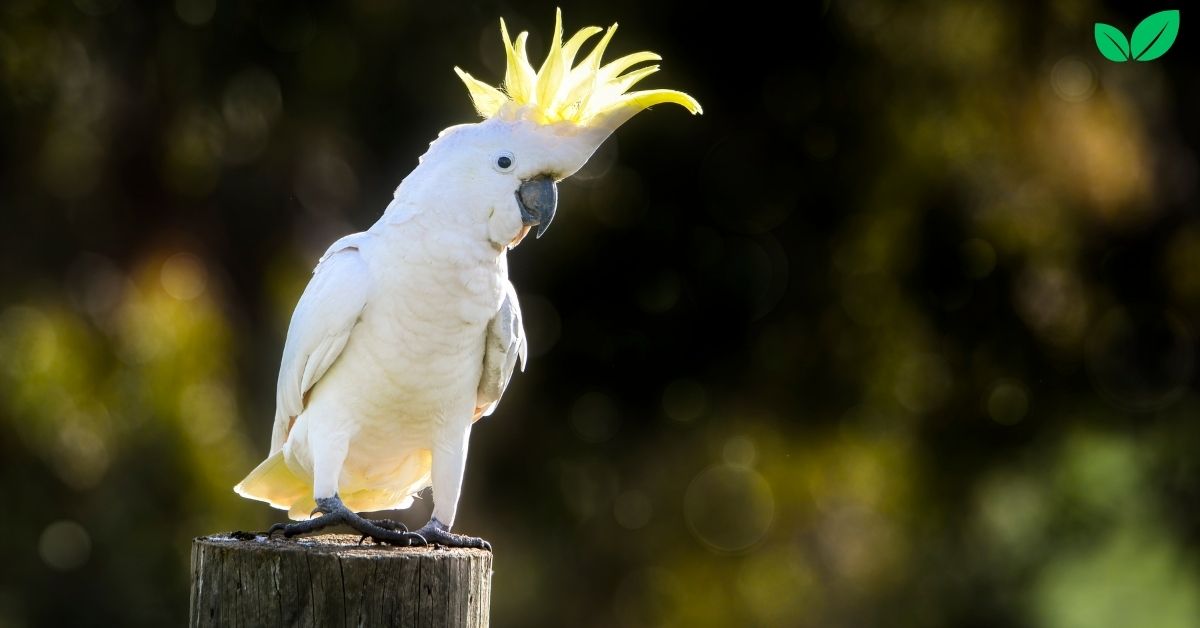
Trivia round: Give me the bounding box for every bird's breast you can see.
[348,226,506,406]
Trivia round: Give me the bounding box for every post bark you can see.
[189,533,492,627]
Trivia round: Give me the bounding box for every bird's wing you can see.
[270,232,373,452]
[476,279,527,419]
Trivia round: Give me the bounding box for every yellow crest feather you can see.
[454,9,702,126]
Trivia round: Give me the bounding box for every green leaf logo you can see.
[1131,10,1180,60]
[1094,10,1180,62]
[1094,23,1131,61]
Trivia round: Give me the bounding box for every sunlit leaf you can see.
[1094,23,1131,62]
[1131,10,1180,61]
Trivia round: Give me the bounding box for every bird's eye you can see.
[492,151,516,173]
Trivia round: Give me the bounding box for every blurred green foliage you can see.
[1,1,1198,626]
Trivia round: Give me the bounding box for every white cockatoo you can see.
[235,10,700,548]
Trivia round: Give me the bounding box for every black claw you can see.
[413,518,492,550]
[263,495,427,547]
[375,519,408,532]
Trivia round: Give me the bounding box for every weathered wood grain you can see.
[190,533,492,627]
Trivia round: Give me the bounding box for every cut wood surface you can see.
[190,533,492,627]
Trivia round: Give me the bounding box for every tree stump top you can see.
[191,533,492,627]
[194,532,492,558]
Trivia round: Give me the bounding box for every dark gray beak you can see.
[516,175,557,239]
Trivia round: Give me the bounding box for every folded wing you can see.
[270,233,373,452]
[476,279,527,419]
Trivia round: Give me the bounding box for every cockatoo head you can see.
[419,9,700,249]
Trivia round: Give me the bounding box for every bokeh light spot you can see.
[893,353,952,414]
[587,166,645,228]
[66,254,127,320]
[222,67,282,163]
[55,418,112,490]
[174,0,215,26]
[559,460,618,520]
[684,464,774,554]
[1014,264,1090,347]
[737,546,814,624]
[613,490,652,530]
[839,272,898,328]
[636,269,681,313]
[165,108,225,196]
[294,143,359,216]
[1033,527,1200,628]
[299,32,360,88]
[38,126,103,200]
[0,306,57,375]
[569,391,619,443]
[986,379,1029,425]
[975,472,1048,555]
[1057,431,1146,515]
[662,378,707,422]
[180,380,237,444]
[961,238,996,279]
[38,521,91,571]
[160,253,208,301]
[722,435,757,467]
[1086,308,1193,412]
[1050,57,1095,103]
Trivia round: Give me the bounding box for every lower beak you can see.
[509,225,532,248]
[516,176,558,239]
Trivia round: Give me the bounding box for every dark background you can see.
[2,1,1198,626]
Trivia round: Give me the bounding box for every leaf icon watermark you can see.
[1094,10,1180,62]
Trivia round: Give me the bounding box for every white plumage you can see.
[236,124,534,529]
[235,11,699,545]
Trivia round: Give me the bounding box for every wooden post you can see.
[190,533,492,627]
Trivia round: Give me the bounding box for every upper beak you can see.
[516,175,558,239]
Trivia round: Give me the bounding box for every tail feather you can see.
[339,450,433,516]
[234,450,310,514]
[235,449,434,521]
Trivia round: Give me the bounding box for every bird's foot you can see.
[413,517,491,550]
[354,518,408,545]
[267,495,426,546]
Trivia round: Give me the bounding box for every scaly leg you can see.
[268,424,423,546]
[418,422,491,550]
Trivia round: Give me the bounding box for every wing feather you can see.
[476,280,527,418]
[269,233,373,452]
